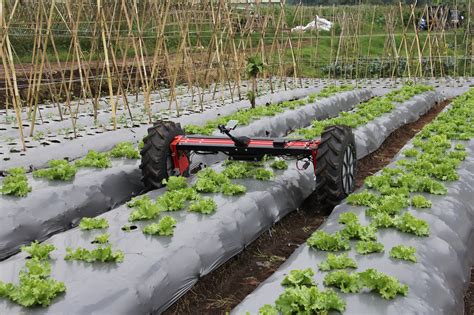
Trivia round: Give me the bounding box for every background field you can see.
[0,0,472,143]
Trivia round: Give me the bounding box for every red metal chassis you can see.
[169,135,321,175]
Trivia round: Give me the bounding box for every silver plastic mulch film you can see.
[0,86,325,172]
[0,91,445,314]
[232,114,474,315]
[0,89,372,261]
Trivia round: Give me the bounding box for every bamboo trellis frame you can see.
[0,0,472,149]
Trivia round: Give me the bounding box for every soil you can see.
[164,98,454,314]
[466,267,474,315]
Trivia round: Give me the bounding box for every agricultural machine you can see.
[140,121,357,206]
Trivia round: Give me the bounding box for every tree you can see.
[245,55,264,108]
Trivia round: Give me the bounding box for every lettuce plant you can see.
[142,216,177,236]
[318,253,357,271]
[188,197,217,215]
[109,142,140,159]
[281,268,315,288]
[79,217,109,230]
[390,245,417,263]
[33,160,77,181]
[0,167,31,197]
[75,150,111,168]
[307,231,350,252]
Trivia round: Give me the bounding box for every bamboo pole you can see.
[98,0,116,130]
[29,0,56,137]
[1,0,26,150]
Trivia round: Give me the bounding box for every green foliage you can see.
[75,150,111,168]
[92,233,110,245]
[385,84,433,103]
[274,285,346,314]
[318,253,357,271]
[185,85,354,135]
[194,168,231,193]
[128,195,161,221]
[390,245,417,263]
[365,194,409,217]
[323,270,364,293]
[0,259,65,307]
[355,240,384,255]
[403,148,420,158]
[21,241,55,261]
[270,159,288,170]
[394,212,429,236]
[411,195,432,208]
[293,84,432,139]
[156,188,197,211]
[341,222,377,241]
[281,268,315,288]
[338,212,358,224]
[162,176,188,190]
[142,216,177,236]
[398,152,462,182]
[33,160,77,181]
[138,140,144,150]
[307,231,350,252]
[370,212,396,228]
[365,170,447,196]
[316,84,354,98]
[222,161,256,179]
[347,190,380,207]
[222,161,272,180]
[258,304,278,315]
[221,182,247,196]
[246,55,264,78]
[0,167,31,197]
[109,142,140,159]
[79,217,109,230]
[192,165,255,196]
[324,269,408,300]
[358,269,409,299]
[253,168,274,180]
[338,213,377,241]
[65,234,124,263]
[188,197,217,215]
[454,143,465,151]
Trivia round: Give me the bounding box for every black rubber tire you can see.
[314,125,357,207]
[139,121,187,190]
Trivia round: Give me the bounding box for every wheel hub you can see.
[342,146,356,195]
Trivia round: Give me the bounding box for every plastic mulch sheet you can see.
[0,91,446,314]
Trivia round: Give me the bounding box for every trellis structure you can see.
[0,0,472,149]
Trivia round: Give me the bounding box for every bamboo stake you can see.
[29,0,56,137]
[98,0,116,129]
[1,0,25,150]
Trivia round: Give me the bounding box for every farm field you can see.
[1,1,474,314]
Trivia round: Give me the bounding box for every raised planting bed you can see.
[232,88,474,315]
[0,86,445,313]
[0,78,297,149]
[1,84,335,171]
[0,88,373,260]
[288,84,443,159]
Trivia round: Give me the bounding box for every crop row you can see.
[0,85,361,198]
[0,88,373,261]
[0,84,441,313]
[234,88,474,315]
[1,84,329,171]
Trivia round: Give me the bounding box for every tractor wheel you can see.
[140,121,187,190]
[313,125,357,208]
